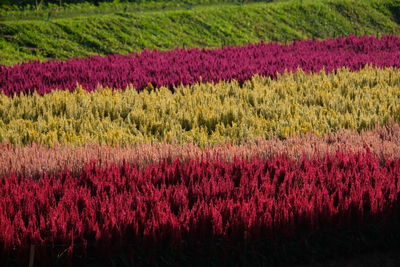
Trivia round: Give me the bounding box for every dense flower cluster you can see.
[1,35,400,95]
[1,152,399,254]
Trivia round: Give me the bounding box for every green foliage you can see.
[0,0,399,65]
[0,67,399,146]
[0,0,273,19]
[0,0,270,11]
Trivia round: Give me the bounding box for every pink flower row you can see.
[1,123,399,178]
[1,35,400,95]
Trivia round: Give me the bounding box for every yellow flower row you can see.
[0,66,399,146]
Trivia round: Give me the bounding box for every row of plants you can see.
[1,151,400,266]
[0,67,399,145]
[2,35,400,95]
[0,123,399,178]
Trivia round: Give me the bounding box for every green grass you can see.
[0,0,275,21]
[1,0,399,65]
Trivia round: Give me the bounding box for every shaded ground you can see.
[295,249,400,267]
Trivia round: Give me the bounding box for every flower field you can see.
[2,29,400,266]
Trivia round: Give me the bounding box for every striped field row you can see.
[0,67,399,146]
[1,123,399,178]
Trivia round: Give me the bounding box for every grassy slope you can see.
[0,0,275,21]
[1,0,400,65]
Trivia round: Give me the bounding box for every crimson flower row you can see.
[1,152,399,256]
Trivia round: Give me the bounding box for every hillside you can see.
[1,0,400,65]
